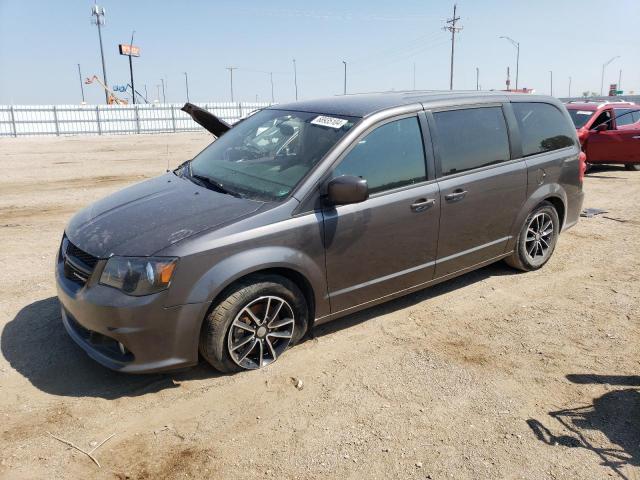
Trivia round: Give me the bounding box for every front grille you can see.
[66,241,99,269]
[62,236,100,286]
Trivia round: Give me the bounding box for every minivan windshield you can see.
[188,109,358,201]
[567,108,595,128]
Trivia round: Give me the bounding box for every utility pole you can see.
[160,78,166,103]
[226,67,238,102]
[601,56,620,96]
[183,72,190,102]
[293,59,298,100]
[342,61,347,95]
[77,64,85,103]
[568,76,572,98]
[144,84,148,102]
[476,67,479,90]
[549,70,553,96]
[499,36,520,90]
[443,4,463,90]
[270,72,274,103]
[91,3,109,104]
[128,30,136,104]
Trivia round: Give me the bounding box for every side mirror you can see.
[327,175,369,205]
[593,123,608,132]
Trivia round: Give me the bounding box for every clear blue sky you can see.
[1,0,638,105]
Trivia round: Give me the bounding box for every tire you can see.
[625,164,640,171]
[585,162,593,173]
[505,201,560,272]
[199,274,308,373]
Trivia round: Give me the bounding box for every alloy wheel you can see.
[525,212,554,263]
[227,296,295,370]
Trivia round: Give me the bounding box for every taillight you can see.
[578,151,587,183]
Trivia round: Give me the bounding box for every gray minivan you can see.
[56,91,584,373]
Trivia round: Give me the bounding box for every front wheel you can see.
[199,274,308,373]
[625,164,640,171]
[505,202,560,272]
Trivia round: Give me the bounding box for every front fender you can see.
[184,246,328,316]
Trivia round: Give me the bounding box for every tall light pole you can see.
[183,72,190,102]
[269,72,274,103]
[226,67,238,102]
[413,62,416,90]
[476,67,479,90]
[77,64,85,103]
[443,4,463,90]
[91,3,109,104]
[293,59,298,100]
[601,56,620,96]
[618,69,622,91]
[568,76,572,98]
[499,36,520,90]
[549,70,553,96]
[342,61,347,95]
[160,78,166,103]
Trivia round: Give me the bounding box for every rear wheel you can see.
[625,164,640,171]
[505,202,560,272]
[199,274,308,373]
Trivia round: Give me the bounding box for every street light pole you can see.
[601,56,620,96]
[499,36,520,90]
[549,70,553,96]
[476,67,479,90]
[160,78,166,103]
[342,61,347,95]
[270,72,274,103]
[183,72,190,102]
[293,59,298,101]
[568,76,572,98]
[91,4,109,104]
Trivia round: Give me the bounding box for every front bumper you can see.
[56,252,207,373]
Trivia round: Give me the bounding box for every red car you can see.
[565,100,640,171]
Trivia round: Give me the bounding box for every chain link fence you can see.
[0,102,272,137]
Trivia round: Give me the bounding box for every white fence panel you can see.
[0,102,272,137]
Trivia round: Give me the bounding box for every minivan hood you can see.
[65,173,263,257]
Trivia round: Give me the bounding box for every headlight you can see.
[100,256,178,296]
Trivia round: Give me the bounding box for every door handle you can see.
[632,135,640,139]
[444,189,467,202]
[410,198,436,212]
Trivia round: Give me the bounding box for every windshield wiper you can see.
[176,160,241,197]
[190,169,242,198]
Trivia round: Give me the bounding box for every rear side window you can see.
[513,103,575,156]
[433,107,510,176]
[615,108,638,127]
[334,117,426,194]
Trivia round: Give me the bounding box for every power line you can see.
[443,4,463,90]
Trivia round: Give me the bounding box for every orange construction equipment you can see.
[84,75,128,105]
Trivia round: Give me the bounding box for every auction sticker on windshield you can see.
[311,115,349,129]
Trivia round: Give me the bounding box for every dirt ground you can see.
[0,133,638,480]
